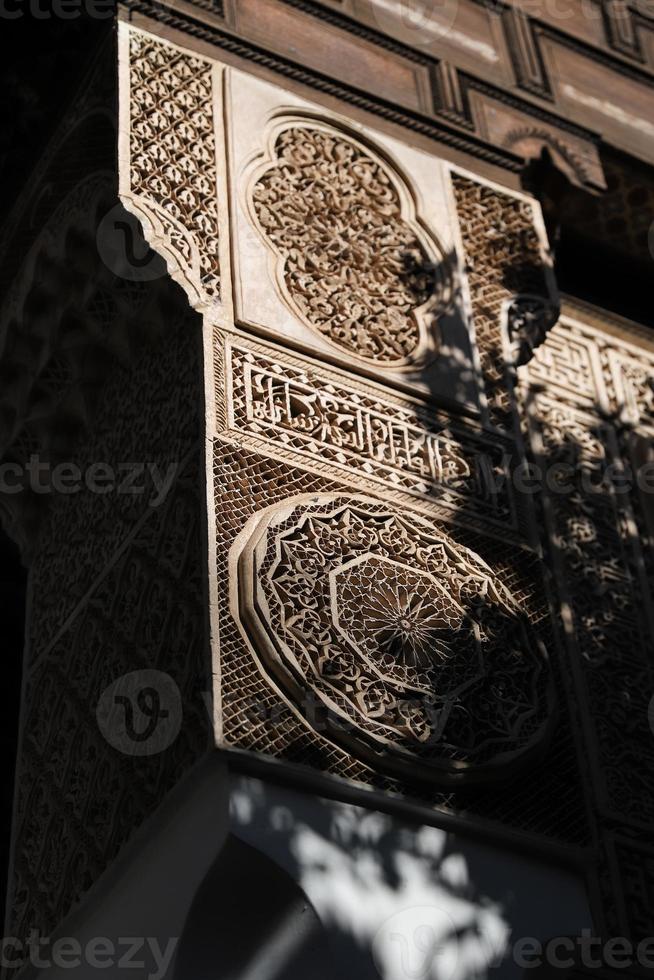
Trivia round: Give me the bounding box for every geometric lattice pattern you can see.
[214,438,588,845]
[125,29,220,305]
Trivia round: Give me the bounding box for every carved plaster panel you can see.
[118,24,222,313]
[520,311,654,426]
[230,493,555,785]
[225,68,479,409]
[522,320,606,409]
[606,348,654,432]
[451,171,557,428]
[215,331,521,539]
[520,307,654,941]
[248,121,449,365]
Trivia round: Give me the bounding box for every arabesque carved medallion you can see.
[232,494,554,784]
[248,123,450,366]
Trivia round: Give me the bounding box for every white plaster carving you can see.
[230,493,554,785]
[225,68,479,407]
[118,24,222,313]
[216,331,519,536]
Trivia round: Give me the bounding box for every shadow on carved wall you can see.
[0,531,26,940]
[194,355,654,968]
[4,50,653,962]
[518,375,654,945]
[0,194,214,946]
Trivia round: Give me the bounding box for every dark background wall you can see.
[0,536,26,939]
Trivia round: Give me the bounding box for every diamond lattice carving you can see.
[126,29,220,304]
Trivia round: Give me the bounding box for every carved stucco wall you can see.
[118,27,582,828]
[118,28,221,312]
[231,493,555,785]
[118,25,575,858]
[451,174,557,426]
[7,17,653,955]
[519,311,654,943]
[117,24,654,950]
[10,336,210,947]
[247,122,448,366]
[1,169,212,945]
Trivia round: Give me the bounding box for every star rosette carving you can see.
[332,556,463,670]
[247,122,451,367]
[232,494,555,784]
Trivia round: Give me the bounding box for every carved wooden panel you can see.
[469,90,607,191]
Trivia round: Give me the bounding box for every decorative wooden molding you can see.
[119,0,609,189]
[503,6,552,97]
[431,60,472,126]
[602,0,644,59]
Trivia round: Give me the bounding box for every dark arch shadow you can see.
[174,833,338,980]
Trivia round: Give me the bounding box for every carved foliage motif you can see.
[214,443,587,844]
[250,124,449,364]
[128,30,220,300]
[233,494,553,784]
